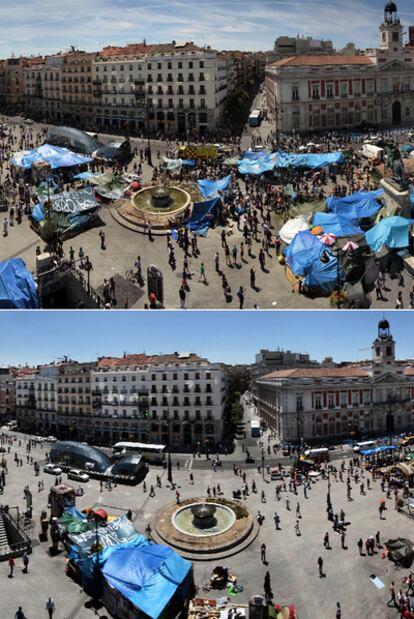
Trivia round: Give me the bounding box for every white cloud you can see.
[0,0,411,56]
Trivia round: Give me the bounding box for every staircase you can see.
[0,511,11,557]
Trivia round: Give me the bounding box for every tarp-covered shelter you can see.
[237,150,345,175]
[385,538,414,568]
[365,216,414,252]
[186,198,221,236]
[11,144,92,170]
[198,175,231,199]
[102,543,192,619]
[279,214,312,244]
[327,190,383,220]
[312,212,363,237]
[0,258,40,309]
[284,230,342,293]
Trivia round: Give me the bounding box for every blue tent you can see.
[186,198,221,236]
[284,230,342,293]
[197,175,231,198]
[312,212,363,237]
[327,190,383,220]
[401,144,414,153]
[238,150,345,175]
[238,151,278,175]
[102,543,192,619]
[361,445,398,456]
[11,144,92,170]
[0,258,40,309]
[365,216,414,252]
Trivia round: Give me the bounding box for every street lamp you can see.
[261,447,265,481]
[167,443,173,489]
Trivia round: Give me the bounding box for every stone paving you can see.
[0,430,412,619]
[0,116,411,309]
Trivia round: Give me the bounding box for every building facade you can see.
[92,42,235,136]
[255,320,414,442]
[0,368,16,422]
[61,50,96,127]
[23,55,63,121]
[16,365,59,434]
[91,353,227,450]
[265,2,414,132]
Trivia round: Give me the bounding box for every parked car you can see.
[45,436,58,443]
[67,469,89,483]
[43,464,62,475]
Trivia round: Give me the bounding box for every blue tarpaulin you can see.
[361,445,398,456]
[11,144,92,170]
[327,190,383,220]
[186,198,221,236]
[102,543,192,619]
[284,230,343,293]
[401,144,414,153]
[182,159,196,167]
[312,212,363,237]
[365,216,414,252]
[0,258,40,309]
[197,175,231,198]
[238,150,345,175]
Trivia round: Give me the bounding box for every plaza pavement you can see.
[0,431,412,619]
[0,117,411,309]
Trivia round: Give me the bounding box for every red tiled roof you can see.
[261,366,369,380]
[97,353,208,367]
[270,55,374,68]
[404,367,414,376]
[99,42,203,59]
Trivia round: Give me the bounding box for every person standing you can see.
[46,597,55,619]
[237,286,244,310]
[22,552,29,574]
[15,607,25,619]
[8,556,15,578]
[323,532,330,549]
[357,537,363,555]
[99,230,106,250]
[264,571,272,604]
[396,291,403,309]
[336,602,341,619]
[179,285,186,309]
[317,556,324,578]
[260,543,267,563]
[199,262,207,284]
[295,519,301,536]
[387,581,396,607]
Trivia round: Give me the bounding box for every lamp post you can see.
[167,442,173,489]
[261,447,265,481]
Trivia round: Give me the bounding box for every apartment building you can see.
[15,365,59,433]
[61,50,96,127]
[0,368,16,421]
[91,352,227,450]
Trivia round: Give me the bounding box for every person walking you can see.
[46,597,55,619]
[22,552,29,574]
[15,607,25,619]
[341,531,346,549]
[264,571,272,604]
[396,291,403,309]
[260,543,267,564]
[199,262,207,284]
[99,229,106,250]
[295,519,301,536]
[336,602,341,619]
[274,512,280,530]
[323,532,330,549]
[357,537,364,555]
[387,581,396,607]
[237,286,244,310]
[250,267,256,289]
[8,556,15,578]
[317,556,324,578]
[179,285,186,309]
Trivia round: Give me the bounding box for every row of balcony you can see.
[296,396,411,412]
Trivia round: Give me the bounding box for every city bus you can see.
[353,440,377,453]
[250,419,261,438]
[248,110,262,127]
[112,442,166,465]
[303,447,329,463]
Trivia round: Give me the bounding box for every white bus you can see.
[112,442,166,465]
[250,419,261,438]
[353,440,376,453]
[248,110,262,127]
[303,447,329,462]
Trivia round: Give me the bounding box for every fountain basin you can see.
[173,502,236,537]
[133,185,191,215]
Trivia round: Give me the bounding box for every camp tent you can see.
[0,258,40,309]
[101,543,192,619]
[11,144,92,170]
[365,216,414,252]
[279,214,312,244]
[385,538,414,568]
[197,175,231,199]
[46,126,101,154]
[312,212,363,237]
[326,190,383,220]
[284,230,342,293]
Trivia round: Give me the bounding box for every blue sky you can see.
[1,0,413,57]
[0,311,413,367]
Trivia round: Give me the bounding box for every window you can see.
[189,61,193,69]
[312,84,320,99]
[199,61,204,68]
[178,73,183,82]
[157,62,162,69]
[199,73,205,81]
[147,63,152,70]
[292,86,299,101]
[178,61,182,69]
[340,82,348,98]
[392,31,399,42]
[168,62,172,69]
[366,79,374,96]
[353,81,361,96]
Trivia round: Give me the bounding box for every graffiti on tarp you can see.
[51,186,97,214]
[69,515,139,555]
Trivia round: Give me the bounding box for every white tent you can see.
[279,213,312,244]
